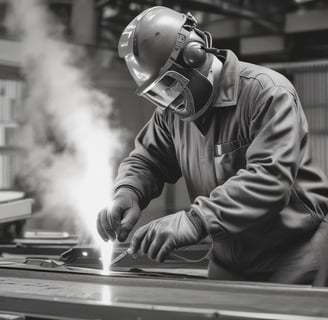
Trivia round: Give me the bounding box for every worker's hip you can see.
[208,221,328,285]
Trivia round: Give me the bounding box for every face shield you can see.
[135,14,214,120]
[136,70,189,111]
[119,8,215,121]
[136,58,213,119]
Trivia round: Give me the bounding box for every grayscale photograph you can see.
[0,0,328,319]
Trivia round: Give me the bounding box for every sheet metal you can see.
[0,267,328,319]
[0,243,327,319]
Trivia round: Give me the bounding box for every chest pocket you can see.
[214,139,249,185]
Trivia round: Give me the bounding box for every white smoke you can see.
[5,0,125,250]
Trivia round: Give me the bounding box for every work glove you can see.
[97,188,141,242]
[130,210,207,262]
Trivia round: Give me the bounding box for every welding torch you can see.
[110,247,133,267]
[110,245,210,267]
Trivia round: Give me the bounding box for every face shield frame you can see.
[135,12,213,114]
[136,69,190,111]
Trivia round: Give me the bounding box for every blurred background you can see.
[0,0,328,243]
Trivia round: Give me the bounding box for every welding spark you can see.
[100,241,113,275]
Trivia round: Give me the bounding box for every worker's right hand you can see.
[97,188,141,242]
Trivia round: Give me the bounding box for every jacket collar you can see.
[212,49,240,108]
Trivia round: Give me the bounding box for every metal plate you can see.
[0,267,328,319]
[0,191,24,203]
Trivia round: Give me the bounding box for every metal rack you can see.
[0,73,24,189]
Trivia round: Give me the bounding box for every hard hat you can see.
[118,6,216,121]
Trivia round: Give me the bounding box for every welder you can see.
[97,6,328,286]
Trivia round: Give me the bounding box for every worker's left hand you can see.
[129,210,206,262]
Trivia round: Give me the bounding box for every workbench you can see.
[0,259,328,319]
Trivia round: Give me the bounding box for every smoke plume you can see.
[5,0,125,248]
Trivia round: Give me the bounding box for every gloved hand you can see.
[130,210,207,262]
[97,188,141,242]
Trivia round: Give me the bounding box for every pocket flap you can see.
[215,138,249,156]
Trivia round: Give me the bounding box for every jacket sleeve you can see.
[191,85,308,236]
[114,109,181,209]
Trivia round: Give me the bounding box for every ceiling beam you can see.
[97,0,280,32]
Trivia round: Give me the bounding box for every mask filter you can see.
[182,42,207,69]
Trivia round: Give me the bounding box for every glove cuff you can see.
[114,187,141,206]
[186,209,208,240]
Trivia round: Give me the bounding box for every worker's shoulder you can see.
[239,61,296,96]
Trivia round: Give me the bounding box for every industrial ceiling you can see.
[1,0,328,62]
[96,0,328,61]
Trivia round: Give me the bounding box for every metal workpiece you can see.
[0,240,325,320]
[0,267,328,320]
[57,244,209,270]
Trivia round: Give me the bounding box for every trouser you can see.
[208,221,328,287]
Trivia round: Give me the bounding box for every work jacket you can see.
[115,50,328,272]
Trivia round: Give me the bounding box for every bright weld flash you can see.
[100,241,114,275]
[7,0,123,276]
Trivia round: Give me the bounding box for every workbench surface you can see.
[0,266,327,319]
